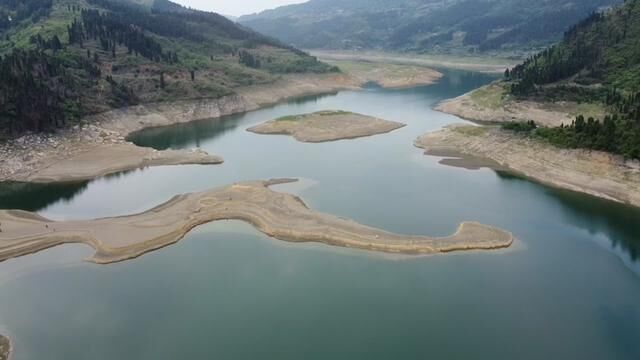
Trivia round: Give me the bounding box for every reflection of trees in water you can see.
[0,181,89,212]
[496,171,640,262]
[286,92,336,105]
[129,93,337,151]
[128,115,241,151]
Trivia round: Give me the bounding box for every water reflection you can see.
[496,172,640,270]
[128,92,338,151]
[0,181,89,212]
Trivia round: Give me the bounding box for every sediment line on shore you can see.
[415,125,640,207]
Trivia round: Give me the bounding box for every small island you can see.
[0,335,9,360]
[0,179,513,264]
[247,111,405,143]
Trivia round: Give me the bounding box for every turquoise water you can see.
[0,70,639,359]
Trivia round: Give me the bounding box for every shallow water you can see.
[0,70,639,359]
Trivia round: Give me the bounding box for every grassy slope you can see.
[469,0,640,115]
[0,0,335,125]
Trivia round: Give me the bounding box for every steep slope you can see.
[436,0,640,161]
[508,0,640,91]
[0,0,335,136]
[504,0,640,158]
[239,0,621,53]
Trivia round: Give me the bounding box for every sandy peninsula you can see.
[415,125,640,207]
[0,179,513,264]
[435,82,605,127]
[247,111,405,143]
[0,335,9,360]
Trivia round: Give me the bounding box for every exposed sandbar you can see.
[247,111,405,143]
[0,335,9,360]
[24,142,222,184]
[0,179,513,264]
[415,125,640,207]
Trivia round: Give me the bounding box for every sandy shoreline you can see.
[0,335,9,360]
[1,68,439,184]
[247,111,405,143]
[0,178,513,264]
[415,125,640,207]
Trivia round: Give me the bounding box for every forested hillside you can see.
[239,0,620,53]
[0,0,335,137]
[504,0,640,159]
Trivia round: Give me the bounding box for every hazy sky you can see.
[172,0,307,17]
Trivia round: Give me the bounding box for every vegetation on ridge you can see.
[0,0,336,137]
[500,0,640,159]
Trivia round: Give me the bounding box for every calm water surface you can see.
[0,70,639,359]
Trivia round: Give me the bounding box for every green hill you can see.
[508,0,640,91]
[505,0,640,158]
[0,0,335,136]
[239,0,620,54]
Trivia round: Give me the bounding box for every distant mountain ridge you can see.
[239,0,622,53]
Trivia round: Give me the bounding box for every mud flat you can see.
[0,335,9,360]
[415,125,640,207]
[435,82,605,127]
[247,111,405,143]
[0,179,513,264]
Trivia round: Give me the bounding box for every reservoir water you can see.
[0,70,639,359]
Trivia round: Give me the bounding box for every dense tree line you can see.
[29,34,63,52]
[505,11,605,95]
[67,9,178,63]
[500,0,640,158]
[0,0,335,137]
[503,89,640,159]
[0,50,76,134]
[0,0,52,30]
[506,0,639,94]
[238,50,260,68]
